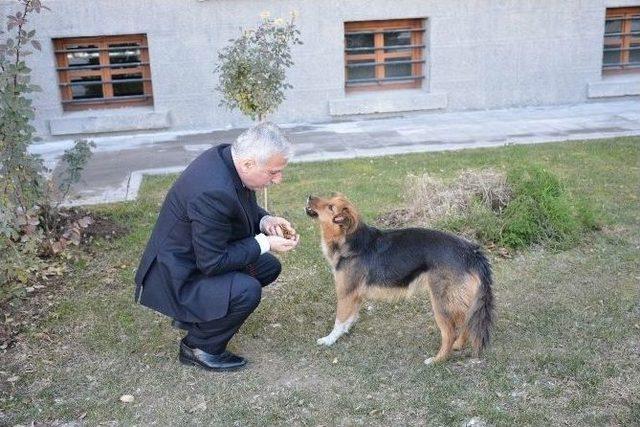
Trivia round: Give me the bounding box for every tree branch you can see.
[13,0,32,91]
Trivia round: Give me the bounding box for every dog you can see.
[305,194,494,364]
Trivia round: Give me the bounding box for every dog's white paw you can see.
[317,335,335,346]
[423,357,435,365]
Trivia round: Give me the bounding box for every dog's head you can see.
[305,193,360,237]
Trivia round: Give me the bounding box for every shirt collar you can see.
[220,144,247,190]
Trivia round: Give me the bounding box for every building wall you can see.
[1,0,637,142]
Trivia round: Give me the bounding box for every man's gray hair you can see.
[231,122,292,165]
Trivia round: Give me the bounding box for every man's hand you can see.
[267,234,299,253]
[260,215,298,240]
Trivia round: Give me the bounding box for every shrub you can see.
[0,0,48,214]
[500,166,597,249]
[0,1,95,298]
[385,165,599,251]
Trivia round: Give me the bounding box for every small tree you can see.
[216,13,302,121]
[215,13,302,208]
[0,0,48,213]
[0,0,94,230]
[1,1,96,294]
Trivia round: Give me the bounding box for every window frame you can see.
[53,34,154,111]
[603,7,640,74]
[344,18,425,92]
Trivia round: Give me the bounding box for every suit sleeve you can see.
[250,190,270,231]
[187,191,261,276]
[255,205,270,232]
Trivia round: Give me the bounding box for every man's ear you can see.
[240,158,256,172]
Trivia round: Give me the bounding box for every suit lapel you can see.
[219,145,255,235]
[236,187,255,235]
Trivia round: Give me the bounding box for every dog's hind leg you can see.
[453,329,469,351]
[424,273,459,364]
[453,272,483,352]
[317,291,361,346]
[424,307,456,364]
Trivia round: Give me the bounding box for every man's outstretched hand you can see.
[267,234,299,253]
[261,215,299,252]
[261,215,298,239]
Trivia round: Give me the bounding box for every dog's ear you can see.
[332,214,347,224]
[332,205,358,234]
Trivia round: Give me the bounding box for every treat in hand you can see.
[279,223,296,240]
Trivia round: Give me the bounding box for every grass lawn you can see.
[1,137,639,426]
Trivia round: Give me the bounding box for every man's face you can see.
[237,153,287,191]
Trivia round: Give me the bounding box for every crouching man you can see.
[134,122,299,371]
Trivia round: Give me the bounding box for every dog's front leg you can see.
[317,291,361,346]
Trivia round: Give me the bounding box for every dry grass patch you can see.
[379,168,512,227]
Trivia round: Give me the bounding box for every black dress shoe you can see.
[178,339,247,371]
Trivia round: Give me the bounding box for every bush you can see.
[499,166,598,249]
[0,1,95,299]
[387,165,599,251]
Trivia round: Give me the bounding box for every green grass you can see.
[1,137,639,426]
[440,164,599,250]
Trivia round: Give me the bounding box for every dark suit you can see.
[134,144,281,353]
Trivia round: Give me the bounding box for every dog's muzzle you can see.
[305,195,318,217]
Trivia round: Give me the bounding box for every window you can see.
[53,34,153,110]
[603,7,640,74]
[344,19,425,91]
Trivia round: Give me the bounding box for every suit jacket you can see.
[134,144,269,322]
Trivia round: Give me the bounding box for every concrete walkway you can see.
[33,99,640,206]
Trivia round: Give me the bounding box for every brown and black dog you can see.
[305,194,494,364]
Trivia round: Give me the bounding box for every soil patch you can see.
[62,208,130,243]
[0,209,129,350]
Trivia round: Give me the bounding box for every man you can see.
[134,122,299,371]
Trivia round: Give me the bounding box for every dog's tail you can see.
[467,248,494,357]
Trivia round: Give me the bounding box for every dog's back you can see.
[345,225,481,285]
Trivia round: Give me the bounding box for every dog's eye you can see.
[327,204,334,211]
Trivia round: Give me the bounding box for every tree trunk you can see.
[263,187,268,211]
[257,113,269,210]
